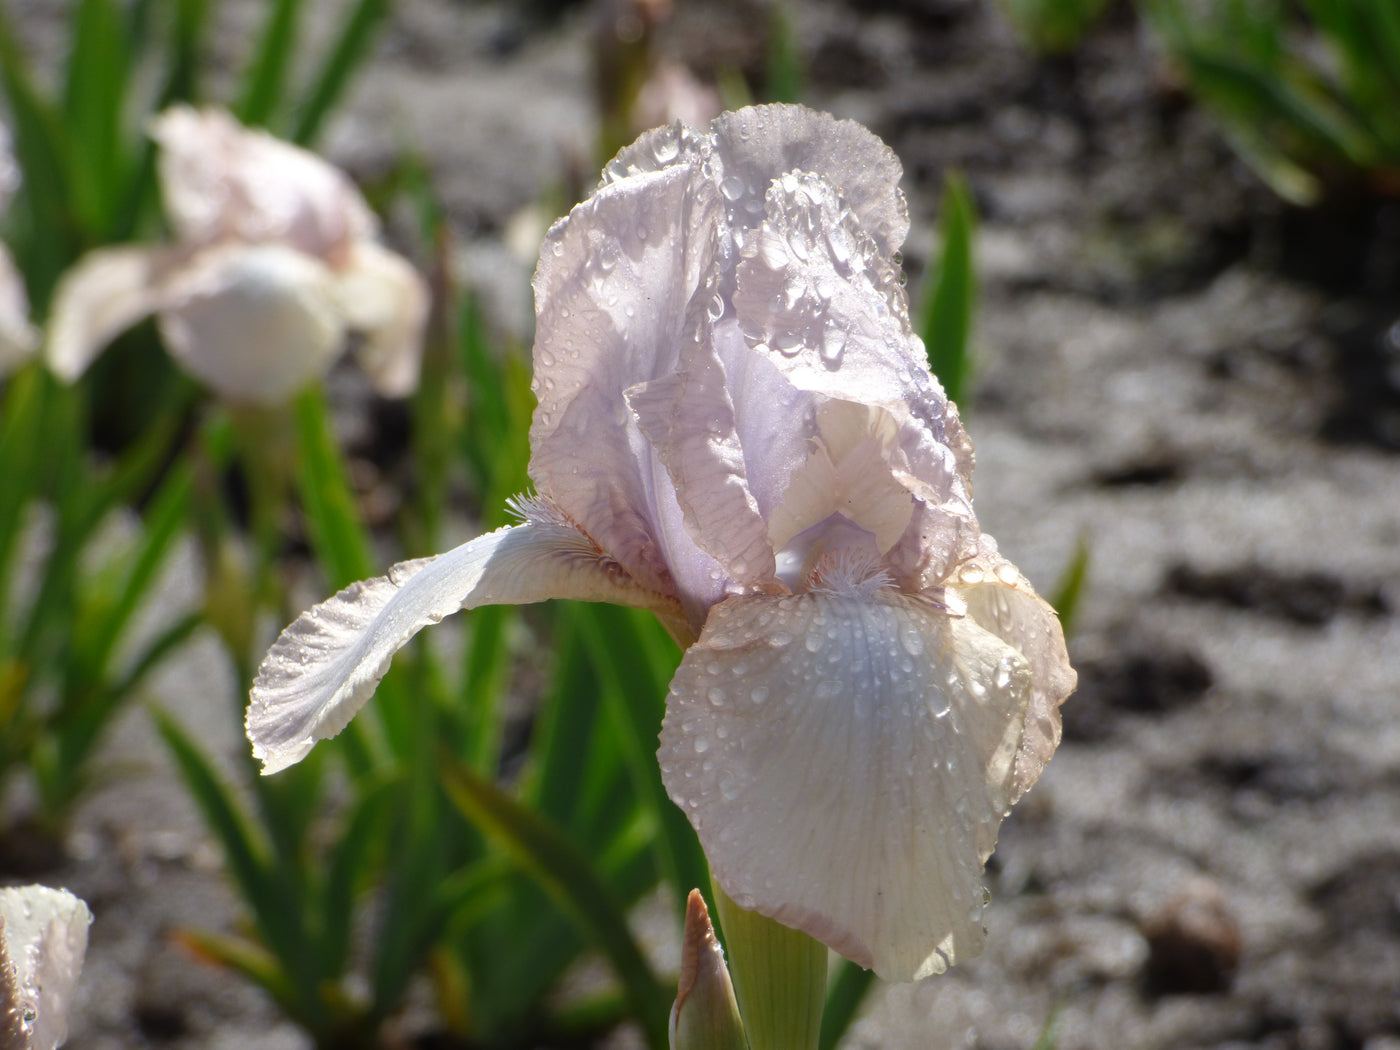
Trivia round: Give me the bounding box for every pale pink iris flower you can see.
[246,105,1075,982]
[45,106,428,404]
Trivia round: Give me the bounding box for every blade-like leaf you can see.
[440,753,672,1050]
[920,172,977,406]
[292,0,389,145]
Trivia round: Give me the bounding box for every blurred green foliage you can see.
[1145,0,1400,204]
[999,0,1115,54]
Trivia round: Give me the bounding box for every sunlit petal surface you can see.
[248,515,683,773]
[0,885,92,1050]
[658,588,1030,981]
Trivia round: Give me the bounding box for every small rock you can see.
[1140,876,1242,995]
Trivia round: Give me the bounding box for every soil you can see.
[6,1,1400,1048]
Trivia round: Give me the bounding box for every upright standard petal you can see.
[45,246,177,381]
[157,243,343,404]
[529,163,720,595]
[151,106,376,260]
[658,588,1033,981]
[248,516,684,773]
[0,885,92,1050]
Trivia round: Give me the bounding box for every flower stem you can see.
[713,885,826,1050]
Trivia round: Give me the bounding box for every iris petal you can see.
[658,589,1032,981]
[45,245,177,381]
[248,519,683,774]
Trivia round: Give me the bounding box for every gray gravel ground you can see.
[9,0,1400,1047]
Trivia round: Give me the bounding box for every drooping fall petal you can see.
[45,246,177,381]
[248,515,684,774]
[157,242,344,404]
[658,588,1032,981]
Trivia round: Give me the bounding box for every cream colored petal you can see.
[528,162,720,595]
[0,885,92,1050]
[157,242,343,404]
[627,325,777,596]
[335,240,430,397]
[44,245,174,381]
[710,104,910,257]
[151,106,376,259]
[248,518,683,774]
[658,590,1032,981]
[954,543,1077,801]
[0,244,38,377]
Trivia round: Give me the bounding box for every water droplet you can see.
[787,230,810,262]
[707,687,727,707]
[994,658,1014,691]
[694,736,710,753]
[782,275,805,309]
[899,623,925,656]
[652,131,680,164]
[721,175,745,201]
[804,633,822,653]
[597,241,619,273]
[624,304,636,318]
[774,332,804,356]
[820,328,846,366]
[959,566,985,585]
[720,775,744,800]
[635,225,649,242]
[551,241,565,257]
[750,686,770,705]
[995,563,1018,585]
[707,293,725,321]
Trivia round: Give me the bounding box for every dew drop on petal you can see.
[721,175,745,201]
[820,328,846,366]
[899,622,925,657]
[707,292,725,321]
[750,685,770,705]
[694,736,710,754]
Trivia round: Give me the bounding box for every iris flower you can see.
[46,106,428,404]
[246,104,1075,982]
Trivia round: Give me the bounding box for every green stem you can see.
[713,884,826,1050]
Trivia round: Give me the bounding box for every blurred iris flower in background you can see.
[246,104,1075,983]
[45,106,428,404]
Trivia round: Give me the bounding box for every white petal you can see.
[658,590,1032,981]
[627,324,777,596]
[248,520,683,774]
[0,885,92,1050]
[158,243,343,404]
[953,544,1077,800]
[151,106,376,259]
[528,162,720,595]
[710,104,910,257]
[335,240,430,397]
[44,246,174,381]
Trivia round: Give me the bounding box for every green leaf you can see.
[1049,532,1091,639]
[920,172,977,407]
[236,0,304,128]
[292,0,389,146]
[440,753,672,1050]
[292,388,376,588]
[817,960,876,1050]
[63,0,132,232]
